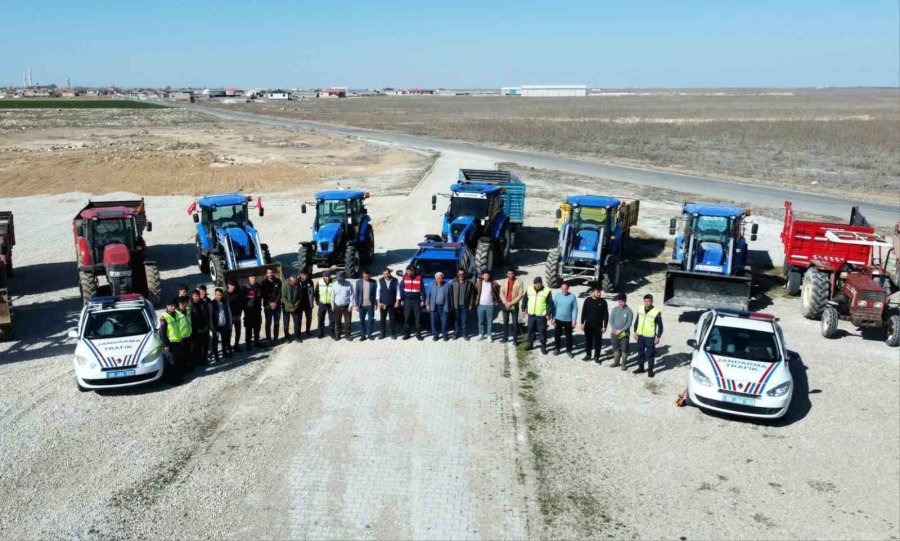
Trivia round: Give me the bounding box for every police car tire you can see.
[297,245,313,275]
[800,267,828,320]
[261,244,273,264]
[785,270,801,296]
[209,255,226,288]
[821,305,839,338]
[545,248,562,288]
[76,379,89,392]
[345,244,360,278]
[145,263,162,308]
[602,254,621,293]
[475,238,493,276]
[886,314,900,347]
[79,270,98,305]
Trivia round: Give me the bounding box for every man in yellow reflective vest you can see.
[315,270,334,339]
[633,294,663,378]
[159,297,187,383]
[522,277,554,355]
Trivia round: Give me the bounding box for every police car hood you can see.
[78,332,156,369]
[698,351,786,395]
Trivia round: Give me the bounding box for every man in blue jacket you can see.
[426,272,453,341]
[354,269,378,341]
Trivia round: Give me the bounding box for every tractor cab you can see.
[669,204,757,275]
[77,207,145,265]
[303,190,368,230]
[557,195,624,259]
[434,184,505,246]
[297,190,374,278]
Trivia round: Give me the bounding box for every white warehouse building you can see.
[503,84,587,97]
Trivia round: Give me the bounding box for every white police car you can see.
[686,309,794,419]
[68,294,164,391]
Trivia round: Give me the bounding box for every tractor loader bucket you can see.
[223,263,283,288]
[664,270,752,311]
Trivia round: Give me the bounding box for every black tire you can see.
[498,226,511,263]
[475,238,494,276]
[510,228,518,249]
[361,228,375,264]
[785,270,802,296]
[261,243,272,264]
[145,263,162,307]
[821,305,839,338]
[209,254,226,288]
[0,325,11,342]
[886,314,900,347]
[545,247,562,288]
[196,235,209,273]
[79,270,98,305]
[345,244,360,278]
[297,244,313,275]
[800,267,829,320]
[602,254,621,293]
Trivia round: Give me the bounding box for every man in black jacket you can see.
[580,283,609,362]
[226,280,244,352]
[261,267,282,343]
[376,267,399,339]
[297,270,315,337]
[243,275,263,349]
[190,289,211,366]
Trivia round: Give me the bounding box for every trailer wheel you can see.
[196,235,209,274]
[145,263,162,308]
[345,244,360,279]
[785,270,801,296]
[475,237,494,276]
[602,254,621,293]
[79,270,98,305]
[544,248,562,288]
[800,267,829,320]
[209,254,226,288]
[886,314,900,347]
[297,244,313,275]
[821,305,839,338]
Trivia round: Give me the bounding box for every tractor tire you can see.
[499,227,512,263]
[196,235,209,273]
[79,270,98,305]
[261,243,273,264]
[361,229,375,264]
[785,269,802,296]
[602,254,621,293]
[345,244,360,278]
[475,238,494,276]
[886,314,900,347]
[800,267,829,320]
[544,248,562,288]
[209,254,227,288]
[145,263,162,307]
[821,305,839,338]
[296,245,313,275]
[509,228,518,249]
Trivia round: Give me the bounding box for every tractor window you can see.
[210,205,247,229]
[317,200,348,226]
[449,196,488,219]
[694,216,731,242]
[704,325,780,362]
[91,219,136,249]
[85,309,150,339]
[573,207,608,230]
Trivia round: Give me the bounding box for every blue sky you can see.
[2,0,898,88]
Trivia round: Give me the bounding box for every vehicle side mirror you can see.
[192,213,200,224]
[431,195,437,206]
[67,328,79,339]
[146,221,153,232]
[669,218,677,235]
[686,338,698,349]
[301,204,307,214]
[750,223,758,241]
[259,207,265,217]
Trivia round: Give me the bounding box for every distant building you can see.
[59,88,78,98]
[225,87,244,97]
[267,90,293,100]
[319,87,347,98]
[503,84,587,97]
[169,91,194,102]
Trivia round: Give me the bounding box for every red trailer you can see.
[781,201,898,346]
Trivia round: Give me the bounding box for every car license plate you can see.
[106,369,135,379]
[721,393,756,406]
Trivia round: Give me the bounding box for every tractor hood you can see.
[448,216,476,242]
[102,244,132,273]
[316,222,342,243]
[695,241,725,271]
[222,227,251,249]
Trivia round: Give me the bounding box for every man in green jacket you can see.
[281,275,303,343]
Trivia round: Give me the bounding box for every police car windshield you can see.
[85,310,150,339]
[704,325,779,362]
[450,196,488,218]
[415,259,457,279]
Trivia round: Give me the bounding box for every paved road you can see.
[191,105,899,227]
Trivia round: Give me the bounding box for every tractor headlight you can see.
[857,300,868,307]
[874,302,884,309]
[766,381,791,397]
[141,347,163,365]
[692,367,712,387]
[75,354,95,368]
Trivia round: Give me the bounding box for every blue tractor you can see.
[430,169,526,275]
[191,193,279,288]
[398,242,477,294]
[544,195,640,291]
[664,202,759,311]
[297,190,374,278]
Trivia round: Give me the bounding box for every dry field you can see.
[0,107,434,197]
[210,89,900,201]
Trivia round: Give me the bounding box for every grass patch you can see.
[0,99,165,109]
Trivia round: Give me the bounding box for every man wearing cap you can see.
[522,276,553,355]
[551,281,578,357]
[243,275,263,349]
[633,293,663,378]
[580,284,609,363]
[354,269,377,341]
[376,267,400,339]
[609,293,633,370]
[158,298,187,383]
[315,271,334,339]
[331,271,354,341]
[499,268,525,345]
[426,272,453,341]
[399,266,424,340]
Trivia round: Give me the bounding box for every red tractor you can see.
[73,199,162,306]
[781,201,898,347]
